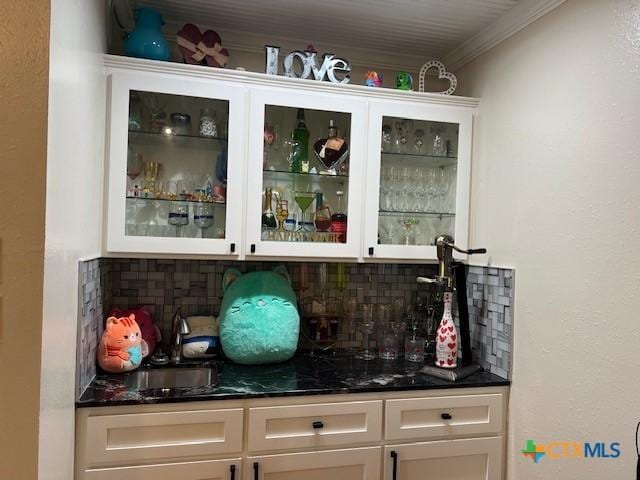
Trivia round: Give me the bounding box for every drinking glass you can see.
[431,125,447,156]
[343,297,359,352]
[378,304,400,360]
[414,169,427,212]
[413,129,426,155]
[398,218,419,245]
[381,124,393,152]
[275,199,289,231]
[405,336,426,363]
[314,205,332,232]
[294,191,315,232]
[356,305,376,360]
[393,120,408,154]
[168,202,189,237]
[194,202,214,237]
[143,161,159,194]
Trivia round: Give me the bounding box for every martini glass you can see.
[398,217,419,245]
[294,191,315,232]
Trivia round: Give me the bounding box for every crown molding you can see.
[444,0,567,71]
[103,54,480,109]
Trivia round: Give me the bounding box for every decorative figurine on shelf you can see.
[365,71,383,87]
[418,59,457,95]
[123,7,170,61]
[177,23,229,67]
[264,45,351,84]
[395,71,413,90]
[219,266,300,365]
[98,314,149,373]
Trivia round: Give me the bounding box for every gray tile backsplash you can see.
[76,258,514,397]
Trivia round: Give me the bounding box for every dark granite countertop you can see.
[77,353,510,408]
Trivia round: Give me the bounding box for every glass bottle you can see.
[435,291,458,368]
[330,190,348,243]
[291,108,310,173]
[261,187,277,229]
[313,119,349,171]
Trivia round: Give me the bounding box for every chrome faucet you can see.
[170,307,191,363]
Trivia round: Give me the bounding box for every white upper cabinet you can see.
[363,101,472,262]
[103,57,476,261]
[105,70,247,256]
[245,87,367,260]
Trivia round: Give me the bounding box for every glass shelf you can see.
[379,209,455,218]
[263,169,350,183]
[381,152,457,167]
[128,129,228,148]
[126,196,226,206]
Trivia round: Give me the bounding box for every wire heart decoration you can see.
[418,60,458,96]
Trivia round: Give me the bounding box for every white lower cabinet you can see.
[384,437,502,480]
[248,447,381,480]
[76,388,507,480]
[84,458,241,480]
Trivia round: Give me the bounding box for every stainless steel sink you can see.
[124,366,217,390]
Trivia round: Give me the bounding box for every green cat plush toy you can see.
[219,266,300,365]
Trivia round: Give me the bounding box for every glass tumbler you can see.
[405,336,426,363]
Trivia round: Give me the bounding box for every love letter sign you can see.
[265,45,351,84]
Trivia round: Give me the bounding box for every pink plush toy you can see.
[98,314,148,373]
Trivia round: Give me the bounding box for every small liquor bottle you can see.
[291,108,310,173]
[330,190,347,243]
[313,119,349,171]
[435,291,458,368]
[261,187,277,229]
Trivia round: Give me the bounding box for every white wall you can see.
[455,0,640,478]
[39,0,106,478]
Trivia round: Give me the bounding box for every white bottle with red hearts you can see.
[436,291,458,368]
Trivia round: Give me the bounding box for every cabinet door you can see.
[106,71,247,256]
[363,101,472,261]
[83,458,241,480]
[384,437,502,480]
[248,447,381,480]
[245,87,367,259]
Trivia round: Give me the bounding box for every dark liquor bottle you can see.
[330,190,347,243]
[261,187,277,229]
[291,108,310,173]
[313,120,349,171]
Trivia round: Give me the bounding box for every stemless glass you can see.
[356,305,377,360]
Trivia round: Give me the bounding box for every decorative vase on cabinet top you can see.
[124,7,170,61]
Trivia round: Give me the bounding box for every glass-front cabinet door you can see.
[106,72,246,255]
[246,88,366,259]
[363,101,472,261]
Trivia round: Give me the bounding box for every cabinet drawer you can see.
[84,408,243,467]
[385,394,503,441]
[248,446,381,480]
[83,458,241,480]
[248,400,383,452]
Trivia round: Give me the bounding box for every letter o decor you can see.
[418,60,457,95]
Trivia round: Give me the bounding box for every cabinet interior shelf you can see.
[381,152,457,167]
[128,129,228,148]
[379,210,455,218]
[263,169,350,183]
[126,196,226,206]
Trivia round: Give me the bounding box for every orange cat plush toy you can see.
[98,314,149,373]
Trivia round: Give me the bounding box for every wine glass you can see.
[294,191,315,232]
[393,120,408,154]
[356,304,377,360]
[168,202,189,237]
[431,125,446,156]
[398,217,419,245]
[413,129,426,155]
[194,202,214,238]
[275,199,289,232]
[381,124,393,152]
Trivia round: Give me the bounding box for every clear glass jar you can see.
[199,108,218,138]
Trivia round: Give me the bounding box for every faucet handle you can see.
[416,276,438,284]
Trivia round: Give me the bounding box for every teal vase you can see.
[124,8,170,61]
